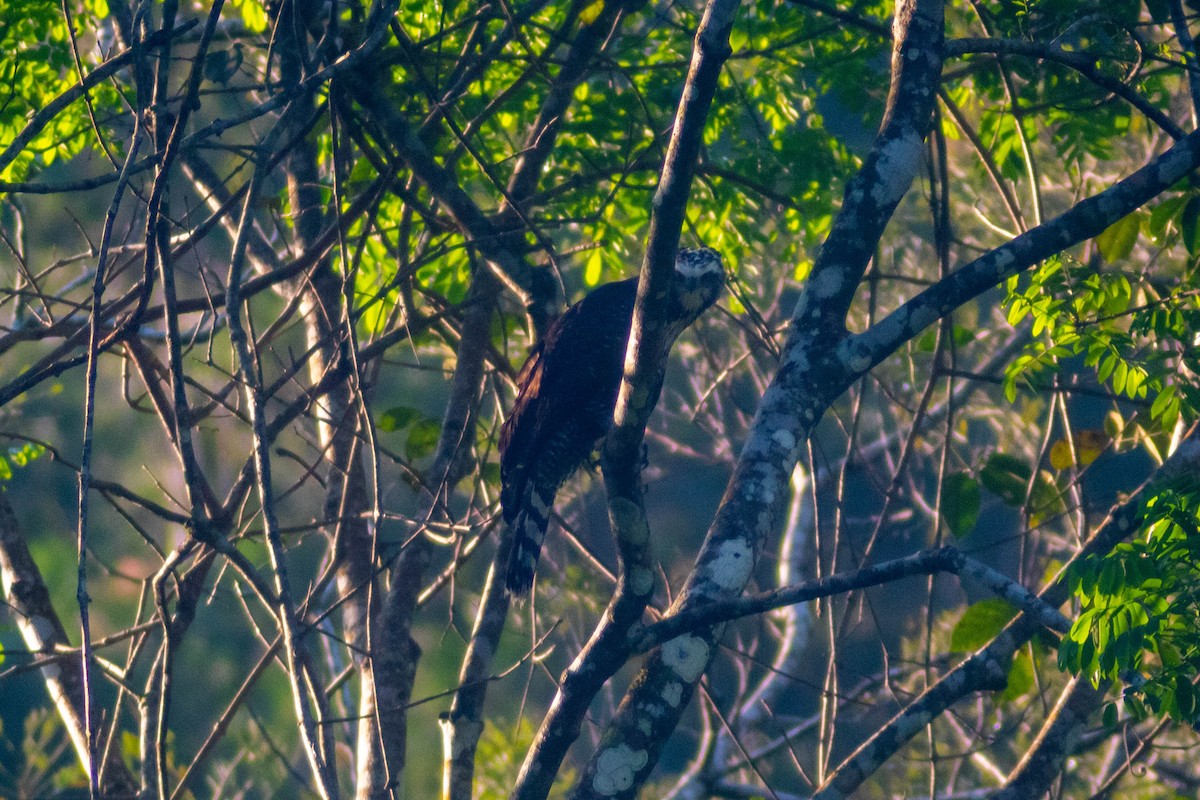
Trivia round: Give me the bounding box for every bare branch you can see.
[813,427,1200,799]
[0,492,139,797]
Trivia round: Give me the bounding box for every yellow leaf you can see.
[1103,410,1124,439]
[1049,439,1074,471]
[584,249,603,286]
[1076,429,1109,466]
[579,0,605,25]
[1049,430,1109,470]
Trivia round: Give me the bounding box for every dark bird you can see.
[203,43,244,84]
[498,247,725,595]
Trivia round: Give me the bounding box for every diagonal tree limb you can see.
[507,2,742,799]
[560,3,945,799]
[0,492,139,797]
[813,427,1200,799]
[988,677,1108,800]
[632,546,1071,652]
[841,124,1200,379]
[443,5,643,797]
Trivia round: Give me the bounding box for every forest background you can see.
[3,0,1200,799]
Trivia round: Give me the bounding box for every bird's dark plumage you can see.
[498,247,724,595]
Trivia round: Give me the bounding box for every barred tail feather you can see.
[505,486,553,595]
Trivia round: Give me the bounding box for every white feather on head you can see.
[674,247,723,278]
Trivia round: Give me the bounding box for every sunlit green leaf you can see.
[406,417,442,460]
[1000,648,1035,702]
[951,598,1019,652]
[379,406,421,433]
[1095,212,1140,263]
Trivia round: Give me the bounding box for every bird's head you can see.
[671,246,725,318]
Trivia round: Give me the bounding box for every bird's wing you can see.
[498,279,637,521]
[526,278,636,437]
[499,342,544,522]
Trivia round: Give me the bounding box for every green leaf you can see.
[1098,559,1125,596]
[1095,212,1140,263]
[1004,375,1018,403]
[916,326,938,353]
[379,406,421,432]
[1181,196,1200,255]
[230,0,268,32]
[584,249,603,286]
[406,418,442,460]
[1102,700,1118,728]
[1058,638,1080,672]
[942,473,981,538]
[1112,359,1129,395]
[1029,470,1067,526]
[980,453,1031,506]
[1125,367,1145,399]
[121,730,138,759]
[8,442,45,468]
[1151,384,1177,421]
[1148,194,1186,241]
[951,598,1020,652]
[1000,647,1035,702]
[1159,639,1182,668]
[579,0,605,25]
[1124,692,1148,720]
[1175,674,1196,718]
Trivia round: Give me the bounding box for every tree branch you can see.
[507,3,741,798]
[0,492,139,797]
[561,4,945,798]
[813,427,1200,799]
[844,126,1200,377]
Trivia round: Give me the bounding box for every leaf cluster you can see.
[0,0,117,183]
[1061,482,1200,723]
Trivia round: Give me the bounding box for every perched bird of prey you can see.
[498,247,725,595]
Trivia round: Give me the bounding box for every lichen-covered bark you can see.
[563,0,1200,792]
[566,3,945,797]
[443,7,641,797]
[510,2,741,798]
[631,546,1070,651]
